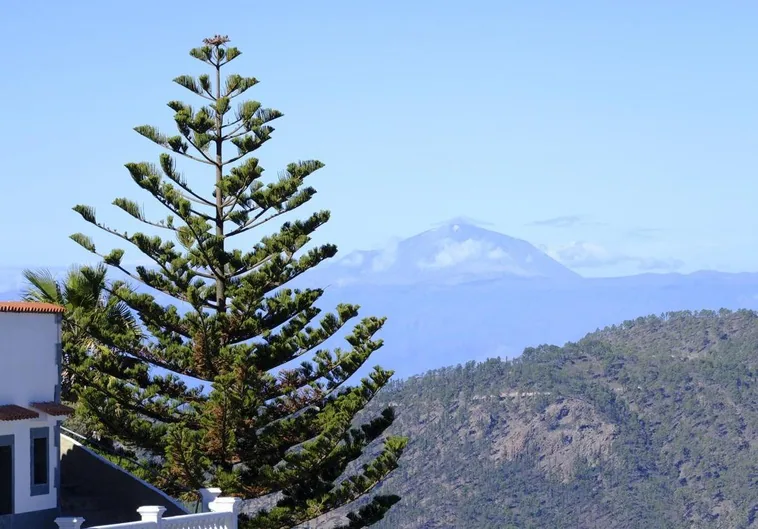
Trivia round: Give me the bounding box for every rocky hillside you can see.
[316,309,758,528]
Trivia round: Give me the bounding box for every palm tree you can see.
[22,264,142,402]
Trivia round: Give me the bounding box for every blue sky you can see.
[2,1,757,277]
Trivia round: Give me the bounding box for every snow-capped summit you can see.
[322,218,580,286]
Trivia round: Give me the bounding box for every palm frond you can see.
[22,268,62,304]
[65,264,107,310]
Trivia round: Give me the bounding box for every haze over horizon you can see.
[1,217,756,296]
[7,215,758,381]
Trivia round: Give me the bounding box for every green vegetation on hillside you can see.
[325,309,758,529]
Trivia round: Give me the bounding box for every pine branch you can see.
[173,74,213,101]
[182,130,217,166]
[221,119,245,137]
[243,377,402,525]
[223,128,254,141]
[159,153,216,207]
[226,255,279,282]
[120,164,224,280]
[112,198,179,232]
[79,391,171,456]
[70,211,197,303]
[226,168,321,237]
[226,209,281,237]
[167,426,208,491]
[98,323,206,380]
[134,125,214,166]
[78,369,190,425]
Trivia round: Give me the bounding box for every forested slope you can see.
[319,309,758,528]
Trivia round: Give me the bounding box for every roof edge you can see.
[0,302,65,314]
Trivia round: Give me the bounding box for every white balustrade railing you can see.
[54,489,241,529]
[162,511,233,529]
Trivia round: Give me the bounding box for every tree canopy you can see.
[69,35,406,528]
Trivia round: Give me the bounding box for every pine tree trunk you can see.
[214,59,226,313]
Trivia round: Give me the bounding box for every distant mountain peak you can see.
[320,218,581,286]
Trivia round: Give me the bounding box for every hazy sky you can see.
[2,1,757,277]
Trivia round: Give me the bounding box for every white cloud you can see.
[487,247,507,260]
[545,241,683,271]
[545,241,611,266]
[418,238,511,269]
[338,253,365,267]
[371,241,399,272]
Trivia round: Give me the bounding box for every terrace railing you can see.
[55,488,241,529]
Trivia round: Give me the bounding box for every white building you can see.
[0,301,73,527]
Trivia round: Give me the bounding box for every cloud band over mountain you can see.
[544,241,683,271]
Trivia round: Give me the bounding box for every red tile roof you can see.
[0,302,65,314]
[30,402,74,416]
[0,405,40,421]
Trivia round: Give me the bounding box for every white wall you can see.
[0,312,61,514]
[0,313,60,405]
[0,418,58,513]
